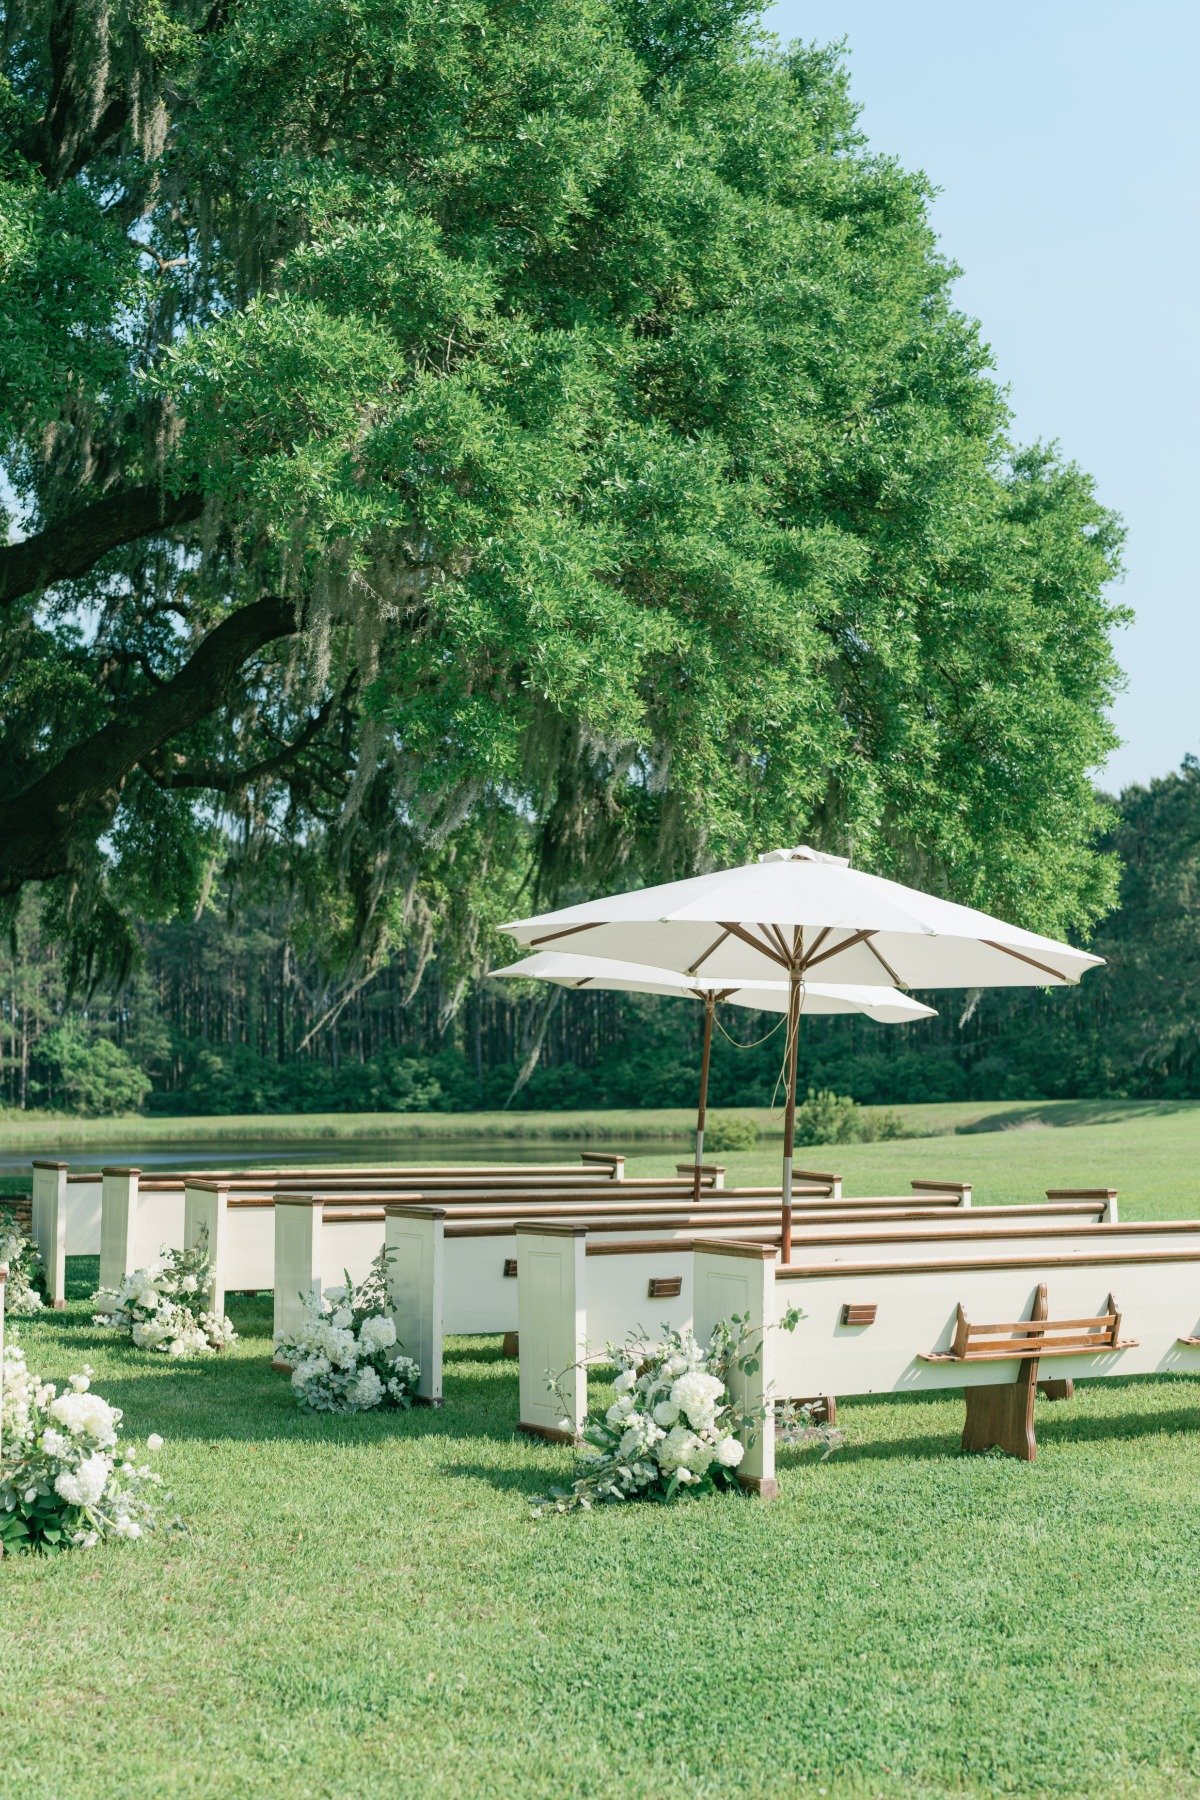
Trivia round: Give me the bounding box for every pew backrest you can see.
[692,1238,1200,1493]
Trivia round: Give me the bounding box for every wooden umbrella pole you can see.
[693,994,715,1204]
[781,968,801,1264]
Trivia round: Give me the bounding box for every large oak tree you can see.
[0,0,1126,977]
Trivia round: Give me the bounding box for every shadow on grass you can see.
[442,1459,551,1497]
[76,1337,530,1451]
[824,1371,1200,1465]
[958,1098,1199,1135]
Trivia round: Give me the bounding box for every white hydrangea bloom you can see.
[48,1391,119,1447]
[54,1452,111,1508]
[670,1370,724,1430]
[657,1424,703,1472]
[351,1365,384,1409]
[359,1315,396,1354]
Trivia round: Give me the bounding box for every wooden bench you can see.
[32,1155,629,1303]
[92,1156,650,1299]
[387,1199,1118,1419]
[185,1181,777,1330]
[688,1239,1200,1492]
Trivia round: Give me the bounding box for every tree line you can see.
[2,760,1195,1116]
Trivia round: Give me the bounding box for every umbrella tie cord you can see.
[767,991,806,1120]
[711,1011,789,1052]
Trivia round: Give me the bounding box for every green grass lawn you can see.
[5,1095,1190,1152]
[630,1100,1200,1219]
[6,1107,1200,1796]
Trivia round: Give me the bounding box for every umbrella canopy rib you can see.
[686,927,732,976]
[982,939,1082,983]
[802,927,878,973]
[718,921,791,968]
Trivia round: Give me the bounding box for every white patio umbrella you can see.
[489,951,936,1200]
[503,846,1104,1256]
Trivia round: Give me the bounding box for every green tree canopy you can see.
[0,0,1126,983]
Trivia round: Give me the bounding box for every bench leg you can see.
[962,1362,1038,1462]
[1037,1378,1074,1402]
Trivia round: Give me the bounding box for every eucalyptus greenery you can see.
[0,0,1124,988]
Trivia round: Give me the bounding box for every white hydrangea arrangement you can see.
[274,1249,420,1413]
[0,1210,46,1316]
[0,1343,171,1554]
[91,1230,236,1358]
[533,1313,841,1516]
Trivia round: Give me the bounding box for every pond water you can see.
[0,1135,684,1174]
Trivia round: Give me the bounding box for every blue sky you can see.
[766,0,1199,793]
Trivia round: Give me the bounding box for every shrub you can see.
[792,1090,911,1145]
[703,1115,759,1153]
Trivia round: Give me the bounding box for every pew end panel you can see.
[515,1224,588,1442]
[273,1197,325,1343]
[793,1170,842,1200]
[385,1207,446,1405]
[183,1183,228,1319]
[61,1173,103,1257]
[674,1163,728,1190]
[31,1161,67,1307]
[694,1240,779,1499]
[579,1153,626,1180]
[99,1168,139,1294]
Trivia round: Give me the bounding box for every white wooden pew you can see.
[191,1182,762,1330]
[101,1161,977,1303]
[391,1198,1116,1413]
[280,1184,989,1345]
[514,1209,1165,1441]
[276,1193,803,1343]
[94,1156,640,1294]
[692,1237,1200,1489]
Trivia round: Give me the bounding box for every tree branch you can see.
[139,695,337,794]
[0,485,205,609]
[0,596,299,893]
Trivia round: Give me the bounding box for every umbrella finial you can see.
[758,845,851,867]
